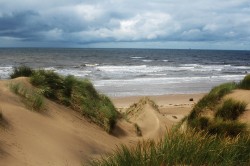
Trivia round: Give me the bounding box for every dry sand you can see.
[0,78,204,166]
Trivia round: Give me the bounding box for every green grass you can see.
[207,120,248,137]
[186,82,248,137]
[90,129,250,166]
[30,70,117,133]
[238,74,250,90]
[215,99,247,121]
[9,83,45,111]
[188,82,237,121]
[10,65,34,79]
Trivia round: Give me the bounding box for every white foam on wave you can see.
[95,64,240,74]
[130,56,144,59]
[0,66,13,79]
[84,63,99,67]
[94,74,246,87]
[142,60,153,62]
[44,67,91,77]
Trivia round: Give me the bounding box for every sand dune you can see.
[0,79,121,165]
[0,78,202,165]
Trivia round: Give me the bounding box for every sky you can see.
[0,0,250,50]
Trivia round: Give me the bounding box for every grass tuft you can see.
[238,74,250,90]
[185,80,249,137]
[188,82,237,121]
[207,120,248,137]
[215,99,247,121]
[10,83,45,111]
[30,70,117,133]
[30,70,64,100]
[89,129,250,166]
[10,65,34,79]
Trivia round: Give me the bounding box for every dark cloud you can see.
[0,0,249,49]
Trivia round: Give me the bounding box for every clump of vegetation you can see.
[90,129,250,166]
[30,70,117,132]
[207,120,248,137]
[134,123,142,137]
[10,83,45,111]
[10,65,34,79]
[184,77,250,138]
[188,117,211,131]
[188,82,237,122]
[238,74,250,89]
[215,99,247,121]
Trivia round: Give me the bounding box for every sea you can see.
[0,48,250,97]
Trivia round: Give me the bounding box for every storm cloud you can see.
[0,0,250,49]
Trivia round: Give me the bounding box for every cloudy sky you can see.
[0,0,250,49]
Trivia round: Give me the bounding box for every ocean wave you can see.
[84,63,99,67]
[95,64,250,74]
[142,60,153,62]
[94,75,245,87]
[0,66,13,79]
[43,67,91,77]
[130,56,144,59]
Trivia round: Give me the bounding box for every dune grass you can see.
[90,129,250,166]
[238,74,250,90]
[186,81,249,137]
[188,82,237,121]
[9,66,118,132]
[10,65,34,79]
[9,83,45,111]
[215,99,247,121]
[29,70,117,132]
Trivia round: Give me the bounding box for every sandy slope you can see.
[0,79,120,166]
[0,78,203,165]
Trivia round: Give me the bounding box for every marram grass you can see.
[9,67,118,133]
[9,83,45,111]
[10,65,34,79]
[215,98,247,121]
[238,74,250,90]
[29,70,117,133]
[89,129,250,166]
[187,82,237,121]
